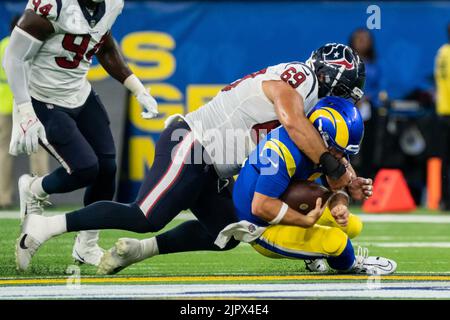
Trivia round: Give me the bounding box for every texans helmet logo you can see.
[323,44,355,70]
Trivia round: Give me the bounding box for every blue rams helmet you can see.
[308,96,364,155]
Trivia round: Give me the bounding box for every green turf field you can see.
[1,209,450,279]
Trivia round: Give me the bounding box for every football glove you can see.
[137,90,158,119]
[124,74,159,119]
[10,102,48,156]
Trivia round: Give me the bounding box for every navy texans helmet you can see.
[306,43,365,103]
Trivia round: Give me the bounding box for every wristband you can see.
[319,152,346,180]
[17,102,35,117]
[123,74,147,96]
[269,202,289,225]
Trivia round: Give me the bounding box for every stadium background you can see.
[0,0,448,205]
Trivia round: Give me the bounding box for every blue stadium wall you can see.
[0,1,448,202]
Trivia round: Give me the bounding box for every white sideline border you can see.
[1,282,450,299]
[2,210,450,223]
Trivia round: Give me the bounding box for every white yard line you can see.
[1,282,450,299]
[355,242,450,248]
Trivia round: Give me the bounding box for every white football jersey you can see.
[25,0,124,108]
[185,62,319,178]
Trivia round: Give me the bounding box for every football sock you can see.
[326,239,356,271]
[141,238,159,258]
[156,220,238,254]
[65,201,153,233]
[26,214,67,243]
[30,176,47,198]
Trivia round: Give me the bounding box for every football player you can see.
[2,0,158,266]
[216,96,396,275]
[15,43,373,273]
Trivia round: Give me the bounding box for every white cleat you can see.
[18,174,51,221]
[15,214,47,271]
[72,231,105,266]
[305,258,329,272]
[350,247,397,275]
[97,238,147,275]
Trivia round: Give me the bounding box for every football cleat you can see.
[350,247,397,275]
[97,238,147,275]
[15,214,52,271]
[16,233,41,272]
[305,258,329,272]
[18,174,51,221]
[72,231,105,266]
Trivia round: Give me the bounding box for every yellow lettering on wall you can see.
[129,137,156,181]
[186,85,224,113]
[129,83,184,132]
[122,32,176,81]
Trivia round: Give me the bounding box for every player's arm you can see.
[2,10,53,155]
[96,33,158,119]
[3,10,53,107]
[339,157,373,201]
[252,193,323,228]
[251,145,324,228]
[328,191,351,227]
[262,80,352,190]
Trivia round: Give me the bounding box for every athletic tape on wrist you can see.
[269,202,289,225]
[123,74,147,96]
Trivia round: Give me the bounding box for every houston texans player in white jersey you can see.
[15,43,374,274]
[2,0,158,266]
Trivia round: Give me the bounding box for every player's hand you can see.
[137,91,159,119]
[331,204,350,227]
[10,102,48,155]
[304,197,325,227]
[348,177,373,201]
[326,168,353,191]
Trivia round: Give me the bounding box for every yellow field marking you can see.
[1,274,450,286]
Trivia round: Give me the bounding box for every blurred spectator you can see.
[434,23,450,211]
[349,28,385,179]
[0,16,49,209]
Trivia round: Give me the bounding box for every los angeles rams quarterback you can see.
[213,96,397,275]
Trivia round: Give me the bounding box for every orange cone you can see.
[362,169,416,213]
[427,157,442,210]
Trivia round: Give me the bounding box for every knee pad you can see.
[346,215,363,239]
[72,162,99,186]
[321,228,348,256]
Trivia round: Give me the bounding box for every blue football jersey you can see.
[233,126,324,226]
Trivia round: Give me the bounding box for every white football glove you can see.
[137,91,159,119]
[124,74,159,120]
[9,102,48,156]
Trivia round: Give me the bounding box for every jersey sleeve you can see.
[26,0,60,22]
[257,62,318,111]
[254,137,299,198]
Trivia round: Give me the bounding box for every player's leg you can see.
[16,119,208,270]
[251,224,396,275]
[157,176,240,254]
[70,91,118,265]
[18,98,102,219]
[316,207,363,239]
[96,175,239,275]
